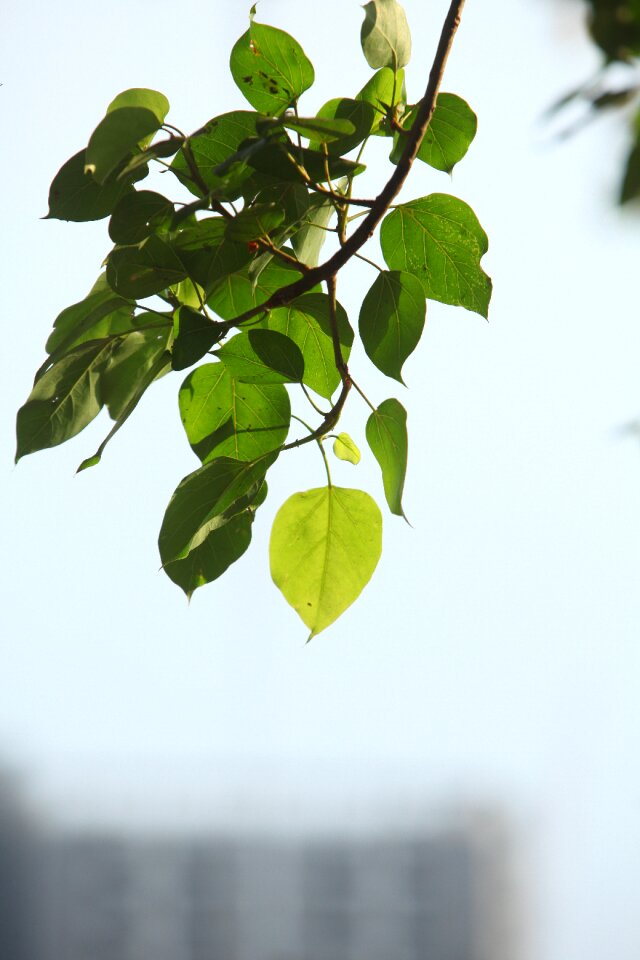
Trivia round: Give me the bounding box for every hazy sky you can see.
[2,2,640,959]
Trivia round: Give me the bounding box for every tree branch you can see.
[225,0,467,330]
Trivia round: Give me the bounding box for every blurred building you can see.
[0,771,35,960]
[34,828,502,960]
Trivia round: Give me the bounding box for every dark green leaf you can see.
[179,362,290,462]
[263,293,354,399]
[391,94,477,172]
[366,398,408,518]
[380,194,492,318]
[356,67,406,135]
[102,327,171,420]
[216,329,304,383]
[172,218,252,292]
[311,99,376,155]
[230,20,314,116]
[282,115,356,143]
[172,307,226,371]
[16,340,116,460]
[158,453,276,564]
[247,140,365,184]
[46,150,133,222]
[117,136,183,180]
[108,190,174,244]
[106,235,187,298]
[358,270,425,383]
[163,510,254,598]
[270,486,382,638]
[225,203,285,242]
[78,342,170,471]
[85,89,169,184]
[361,0,412,70]
[621,139,640,203]
[171,111,260,199]
[43,278,133,361]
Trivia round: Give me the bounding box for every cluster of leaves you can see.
[16,0,490,639]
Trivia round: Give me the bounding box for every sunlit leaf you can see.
[207,257,309,320]
[333,433,361,465]
[270,486,382,638]
[366,398,408,518]
[179,362,290,462]
[230,19,314,116]
[102,328,171,420]
[391,93,477,172]
[361,0,412,71]
[290,198,334,267]
[356,67,406,135]
[358,270,425,383]
[380,194,492,318]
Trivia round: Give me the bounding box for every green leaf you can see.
[361,0,412,71]
[356,67,406,135]
[179,363,290,462]
[290,198,334,268]
[85,89,169,184]
[106,235,187,298]
[270,486,382,638]
[366,398,408,518]
[358,270,425,383]
[230,20,314,116]
[282,115,356,143]
[171,307,225,371]
[16,340,116,460]
[43,280,133,362]
[163,510,255,598]
[311,99,376,155]
[225,203,285,242]
[263,293,354,400]
[171,112,260,199]
[46,150,134,222]
[620,139,640,203]
[102,327,171,420]
[246,140,365,184]
[391,93,477,172]
[78,342,170,471]
[333,433,361,465]
[380,194,492,318]
[108,190,174,244]
[216,329,304,384]
[207,257,309,320]
[158,454,276,564]
[171,218,252,293]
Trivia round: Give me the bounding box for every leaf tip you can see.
[77,453,101,473]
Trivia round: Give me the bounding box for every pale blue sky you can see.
[2,2,640,958]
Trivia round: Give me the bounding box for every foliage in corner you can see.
[16,0,491,639]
